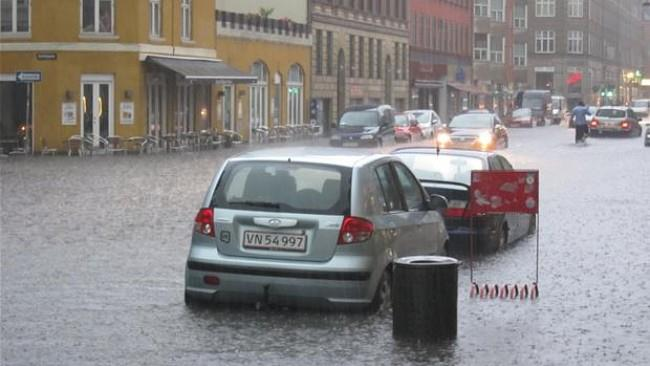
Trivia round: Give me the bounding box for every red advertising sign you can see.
[468,170,539,215]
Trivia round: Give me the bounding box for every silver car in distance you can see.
[184,147,449,311]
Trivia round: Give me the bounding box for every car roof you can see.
[405,109,435,113]
[343,104,392,112]
[392,147,493,160]
[230,147,392,168]
[598,106,629,110]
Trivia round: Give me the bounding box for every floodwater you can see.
[2,126,649,365]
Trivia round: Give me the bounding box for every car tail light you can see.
[194,208,215,237]
[338,216,374,244]
[590,119,599,128]
[445,200,467,217]
[621,120,631,129]
[203,275,220,285]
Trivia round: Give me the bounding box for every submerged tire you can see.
[369,270,392,313]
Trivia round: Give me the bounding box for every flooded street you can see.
[2,126,650,365]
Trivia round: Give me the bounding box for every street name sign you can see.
[16,71,42,83]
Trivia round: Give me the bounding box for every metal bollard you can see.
[392,256,461,341]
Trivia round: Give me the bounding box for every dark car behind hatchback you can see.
[329,105,396,147]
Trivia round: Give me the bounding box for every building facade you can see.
[0,0,254,153]
[410,0,474,122]
[310,0,409,135]
[215,0,312,141]
[473,0,515,115]
[473,0,648,109]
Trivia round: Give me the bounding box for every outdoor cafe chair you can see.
[126,136,147,154]
[107,135,127,155]
[66,135,83,157]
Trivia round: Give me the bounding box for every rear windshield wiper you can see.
[227,200,281,209]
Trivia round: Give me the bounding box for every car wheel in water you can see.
[485,224,508,253]
[369,270,392,313]
[184,291,205,307]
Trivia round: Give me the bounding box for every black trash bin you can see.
[392,256,461,341]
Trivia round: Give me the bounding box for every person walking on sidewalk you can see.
[571,101,592,144]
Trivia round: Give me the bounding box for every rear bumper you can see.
[184,252,379,309]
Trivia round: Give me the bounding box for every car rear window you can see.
[339,111,379,127]
[596,109,626,118]
[212,161,351,215]
[397,154,485,186]
[394,115,409,126]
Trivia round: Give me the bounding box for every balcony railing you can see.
[217,11,311,39]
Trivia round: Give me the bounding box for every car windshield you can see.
[449,114,493,129]
[397,154,485,186]
[631,100,650,108]
[394,115,409,126]
[596,109,626,118]
[513,109,532,118]
[410,112,430,124]
[339,111,379,127]
[212,161,351,215]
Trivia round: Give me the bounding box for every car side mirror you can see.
[428,194,448,213]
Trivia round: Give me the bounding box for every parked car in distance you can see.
[506,108,534,128]
[436,112,508,151]
[589,107,643,137]
[404,109,442,138]
[392,147,535,253]
[329,105,396,147]
[185,148,449,311]
[394,113,422,143]
[631,99,650,119]
[551,95,567,125]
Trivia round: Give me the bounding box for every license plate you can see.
[243,231,307,252]
[342,142,358,147]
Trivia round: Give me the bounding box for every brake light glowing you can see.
[590,119,599,128]
[337,216,374,244]
[621,121,631,129]
[194,208,215,237]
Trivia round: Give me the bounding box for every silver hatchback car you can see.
[185,148,449,311]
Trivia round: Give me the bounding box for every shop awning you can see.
[448,82,487,95]
[146,56,257,83]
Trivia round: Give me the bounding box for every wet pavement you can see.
[2,126,650,365]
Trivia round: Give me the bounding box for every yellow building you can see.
[215,1,311,141]
[0,0,255,153]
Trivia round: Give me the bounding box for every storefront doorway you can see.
[147,75,167,141]
[222,84,234,131]
[0,77,31,153]
[81,75,113,147]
